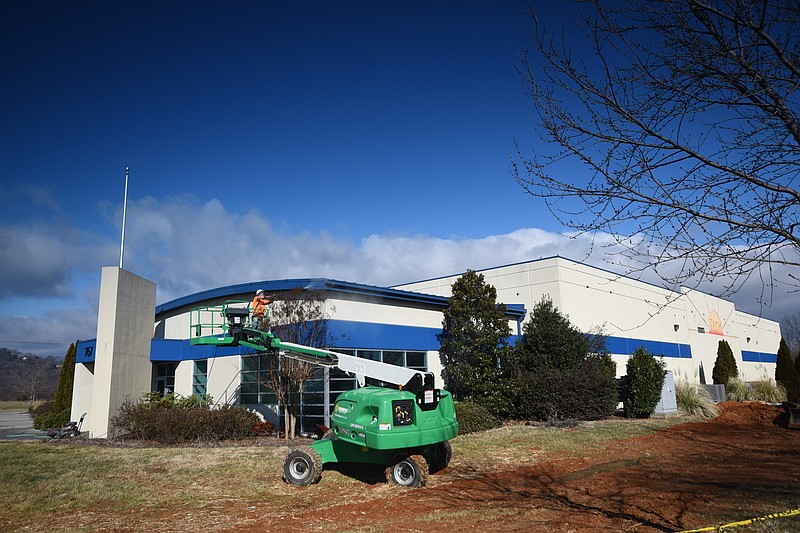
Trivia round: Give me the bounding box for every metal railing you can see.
[189,299,252,339]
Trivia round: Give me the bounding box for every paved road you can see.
[0,410,50,440]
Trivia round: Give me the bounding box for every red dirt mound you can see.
[713,400,784,425]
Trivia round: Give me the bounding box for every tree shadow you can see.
[324,462,387,485]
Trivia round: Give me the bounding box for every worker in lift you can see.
[251,289,271,331]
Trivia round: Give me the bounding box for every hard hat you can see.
[256,289,264,295]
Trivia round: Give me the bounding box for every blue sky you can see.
[0,1,791,356]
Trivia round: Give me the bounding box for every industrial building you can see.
[71,256,781,438]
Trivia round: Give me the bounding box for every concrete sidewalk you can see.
[0,410,50,440]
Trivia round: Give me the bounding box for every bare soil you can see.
[226,402,800,532]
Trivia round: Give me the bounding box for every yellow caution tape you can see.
[678,507,800,532]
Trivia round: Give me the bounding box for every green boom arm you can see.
[189,301,431,388]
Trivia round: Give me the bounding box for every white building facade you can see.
[71,257,781,436]
[396,256,781,383]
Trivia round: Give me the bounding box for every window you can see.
[354,349,427,371]
[153,362,176,396]
[240,354,278,405]
[242,348,429,434]
[383,351,404,366]
[193,360,208,398]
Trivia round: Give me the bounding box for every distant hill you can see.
[0,347,61,402]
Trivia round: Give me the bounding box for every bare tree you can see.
[514,0,800,305]
[264,288,330,440]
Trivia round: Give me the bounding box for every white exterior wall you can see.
[70,362,94,428]
[170,355,243,406]
[735,310,783,381]
[173,360,194,397]
[397,257,781,382]
[161,313,192,340]
[325,297,441,328]
[206,355,244,405]
[322,297,447,386]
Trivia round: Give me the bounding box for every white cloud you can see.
[1,193,794,356]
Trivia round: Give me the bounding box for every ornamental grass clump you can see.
[725,377,786,403]
[748,379,786,403]
[725,377,749,402]
[675,380,720,419]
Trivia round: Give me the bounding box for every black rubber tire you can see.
[428,441,452,473]
[321,428,335,440]
[284,446,323,486]
[386,454,429,488]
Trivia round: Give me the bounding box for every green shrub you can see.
[111,393,259,443]
[31,400,71,430]
[30,400,54,418]
[675,380,720,418]
[516,357,618,422]
[624,347,667,418]
[712,339,738,385]
[33,407,70,430]
[455,400,502,434]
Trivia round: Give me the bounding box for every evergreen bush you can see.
[454,400,502,434]
[795,348,800,392]
[508,297,617,422]
[517,357,618,422]
[711,340,738,385]
[33,407,70,430]
[53,343,76,413]
[438,270,511,417]
[775,339,799,403]
[30,400,54,418]
[514,297,589,372]
[32,343,77,431]
[624,347,667,418]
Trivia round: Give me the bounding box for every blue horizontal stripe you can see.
[326,319,441,351]
[742,350,777,363]
[76,320,446,363]
[605,336,692,359]
[79,327,776,366]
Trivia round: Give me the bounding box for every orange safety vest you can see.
[251,295,270,317]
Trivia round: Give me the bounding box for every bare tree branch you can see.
[515,0,800,306]
[261,288,330,440]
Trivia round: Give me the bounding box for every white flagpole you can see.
[119,166,129,269]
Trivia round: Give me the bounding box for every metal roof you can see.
[156,277,526,319]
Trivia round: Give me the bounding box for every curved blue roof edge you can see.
[155,278,319,314]
[156,277,527,320]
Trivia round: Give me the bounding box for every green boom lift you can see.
[189,300,458,487]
